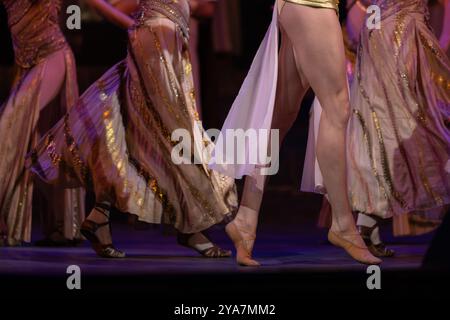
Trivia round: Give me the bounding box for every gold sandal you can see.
[177,232,232,258]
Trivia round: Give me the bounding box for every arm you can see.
[85,0,136,29]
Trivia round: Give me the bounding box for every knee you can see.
[321,88,350,129]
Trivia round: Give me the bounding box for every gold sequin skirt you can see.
[347,1,450,236]
[0,47,84,244]
[28,18,238,233]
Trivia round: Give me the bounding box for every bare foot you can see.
[225,221,260,267]
[329,223,382,265]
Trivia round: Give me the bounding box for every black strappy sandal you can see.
[177,232,232,258]
[358,224,395,258]
[80,203,126,258]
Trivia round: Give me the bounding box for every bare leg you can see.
[225,176,265,266]
[226,24,309,266]
[41,51,114,253]
[278,2,380,264]
[38,50,66,110]
[35,50,68,242]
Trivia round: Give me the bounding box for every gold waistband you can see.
[135,0,190,38]
[284,0,339,11]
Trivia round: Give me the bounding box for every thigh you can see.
[278,3,348,110]
[271,26,309,129]
[38,50,66,110]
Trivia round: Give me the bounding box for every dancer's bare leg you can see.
[278,2,380,264]
[228,2,381,266]
[226,24,309,266]
[38,50,66,110]
[37,50,117,249]
[226,176,264,266]
[35,50,68,242]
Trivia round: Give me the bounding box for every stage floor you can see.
[0,228,428,276]
[1,191,433,276]
[2,227,449,308]
[1,191,446,303]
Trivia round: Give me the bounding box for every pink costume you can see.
[0,0,84,245]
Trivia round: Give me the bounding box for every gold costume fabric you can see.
[347,0,450,235]
[28,0,238,233]
[285,0,339,11]
[0,0,84,245]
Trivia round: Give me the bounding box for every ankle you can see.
[234,206,258,232]
[88,206,110,223]
[232,218,257,237]
[331,218,357,234]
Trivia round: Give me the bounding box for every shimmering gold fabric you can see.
[28,0,238,233]
[285,0,339,11]
[347,0,450,236]
[135,0,190,37]
[3,0,67,68]
[0,0,84,245]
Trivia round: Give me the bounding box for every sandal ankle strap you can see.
[94,202,111,219]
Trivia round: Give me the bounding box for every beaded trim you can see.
[135,0,190,38]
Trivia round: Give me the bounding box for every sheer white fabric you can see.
[209,4,279,179]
